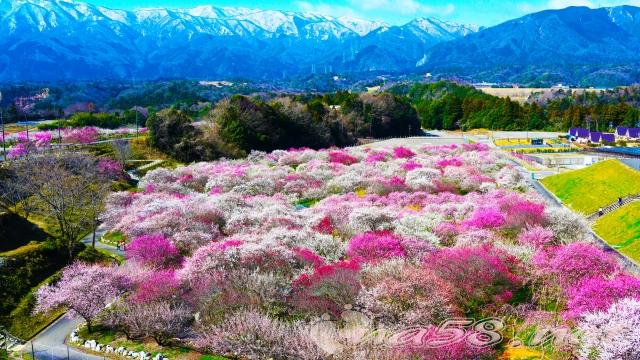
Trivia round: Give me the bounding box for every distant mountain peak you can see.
[0,0,479,82]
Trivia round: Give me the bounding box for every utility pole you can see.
[0,91,5,161]
[24,114,30,141]
[55,105,62,145]
[135,107,139,138]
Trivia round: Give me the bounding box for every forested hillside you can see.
[400,82,640,131]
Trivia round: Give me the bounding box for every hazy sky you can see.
[88,0,640,26]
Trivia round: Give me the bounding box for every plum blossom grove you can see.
[4,126,146,158]
[36,144,640,359]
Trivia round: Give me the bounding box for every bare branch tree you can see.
[6,151,114,259]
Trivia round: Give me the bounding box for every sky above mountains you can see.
[82,0,640,26]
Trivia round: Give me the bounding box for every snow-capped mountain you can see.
[0,0,478,81]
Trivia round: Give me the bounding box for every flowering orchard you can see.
[37,144,640,359]
[4,126,146,158]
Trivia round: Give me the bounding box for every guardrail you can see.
[587,194,640,222]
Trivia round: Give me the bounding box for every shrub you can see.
[565,275,640,319]
[578,298,640,359]
[423,245,522,312]
[347,231,407,262]
[518,226,555,248]
[193,310,323,360]
[532,243,620,287]
[291,260,361,316]
[357,264,458,328]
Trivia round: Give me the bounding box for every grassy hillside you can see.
[541,160,640,214]
[594,202,640,264]
[0,213,49,252]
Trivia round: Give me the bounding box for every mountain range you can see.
[1,0,640,85]
[0,0,478,82]
[424,5,640,86]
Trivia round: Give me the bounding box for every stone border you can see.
[69,328,168,360]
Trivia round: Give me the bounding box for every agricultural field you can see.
[479,87,601,103]
[32,144,640,359]
[494,138,532,146]
[594,202,640,264]
[540,160,640,214]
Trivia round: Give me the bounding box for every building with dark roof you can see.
[576,128,590,139]
[616,127,628,137]
[590,132,602,143]
[601,133,615,143]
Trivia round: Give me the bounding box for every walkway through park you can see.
[21,230,123,360]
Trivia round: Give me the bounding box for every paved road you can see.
[25,316,102,360]
[80,229,125,258]
[25,232,123,360]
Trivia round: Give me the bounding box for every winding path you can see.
[23,232,123,359]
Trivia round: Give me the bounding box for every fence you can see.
[587,194,640,222]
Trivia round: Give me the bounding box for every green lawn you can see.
[594,202,640,264]
[540,160,640,214]
[7,273,66,339]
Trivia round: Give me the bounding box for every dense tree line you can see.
[402,81,640,131]
[37,111,145,130]
[147,93,421,162]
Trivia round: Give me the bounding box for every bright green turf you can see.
[541,160,640,214]
[594,202,640,264]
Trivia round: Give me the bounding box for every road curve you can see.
[27,232,123,360]
[26,315,102,360]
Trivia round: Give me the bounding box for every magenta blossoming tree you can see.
[392,146,416,159]
[565,275,640,319]
[533,243,620,288]
[126,234,182,268]
[462,207,506,229]
[132,269,182,303]
[63,127,99,144]
[346,231,407,262]
[423,245,522,312]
